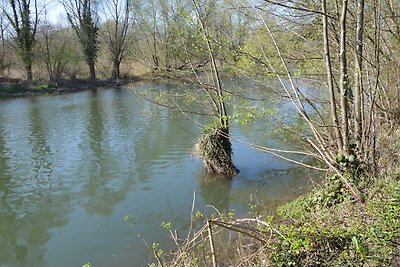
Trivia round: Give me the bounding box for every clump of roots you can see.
[194,125,238,176]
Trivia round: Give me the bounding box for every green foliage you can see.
[273,174,400,266]
[309,175,352,208]
[123,214,136,226]
[231,104,276,126]
[34,83,49,90]
[161,221,172,230]
[152,242,164,258]
[150,172,399,266]
[335,152,358,171]
[272,225,353,266]
[195,210,203,218]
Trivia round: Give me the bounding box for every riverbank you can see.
[0,68,228,98]
[0,77,140,98]
[0,69,201,98]
[155,129,400,266]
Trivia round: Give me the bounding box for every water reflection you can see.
[0,108,70,267]
[197,172,232,213]
[231,166,318,212]
[80,92,126,216]
[28,102,53,183]
[0,83,320,267]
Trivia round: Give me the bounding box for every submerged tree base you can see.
[195,125,238,176]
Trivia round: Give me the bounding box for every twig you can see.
[211,220,267,244]
[207,220,218,267]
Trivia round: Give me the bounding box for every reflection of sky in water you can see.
[0,82,321,267]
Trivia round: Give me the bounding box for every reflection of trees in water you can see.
[0,111,69,267]
[0,112,10,179]
[132,98,199,178]
[28,101,53,182]
[77,90,185,216]
[231,166,320,209]
[80,92,126,215]
[197,171,232,213]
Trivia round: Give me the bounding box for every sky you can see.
[43,1,68,25]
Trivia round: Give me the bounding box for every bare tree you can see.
[2,0,38,81]
[37,23,70,81]
[0,10,10,76]
[63,0,99,80]
[134,0,160,69]
[101,0,132,81]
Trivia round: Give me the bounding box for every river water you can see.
[0,81,318,267]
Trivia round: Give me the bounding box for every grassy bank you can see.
[153,131,400,266]
[271,173,400,266]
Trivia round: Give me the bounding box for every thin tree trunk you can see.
[354,0,365,150]
[322,0,343,154]
[339,0,350,156]
[152,3,159,69]
[0,18,6,76]
[192,0,227,127]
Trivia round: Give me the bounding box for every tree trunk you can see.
[339,0,350,156]
[89,60,96,80]
[112,59,120,80]
[25,63,33,82]
[191,0,237,176]
[354,0,365,149]
[322,0,343,154]
[198,126,238,176]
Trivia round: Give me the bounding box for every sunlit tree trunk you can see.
[354,0,365,150]
[322,0,343,154]
[339,0,350,156]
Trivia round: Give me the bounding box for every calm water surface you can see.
[0,81,318,267]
